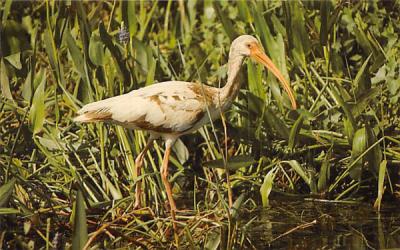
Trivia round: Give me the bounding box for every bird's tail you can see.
[74,99,113,123]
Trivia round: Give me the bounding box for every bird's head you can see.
[230,35,297,109]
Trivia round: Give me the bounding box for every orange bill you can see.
[250,43,297,109]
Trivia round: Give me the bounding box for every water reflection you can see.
[242,199,400,249]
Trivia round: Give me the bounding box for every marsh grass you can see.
[1,0,400,248]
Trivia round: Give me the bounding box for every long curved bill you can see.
[250,44,297,109]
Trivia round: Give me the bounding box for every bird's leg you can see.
[133,137,154,209]
[160,144,178,231]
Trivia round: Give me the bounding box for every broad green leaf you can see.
[72,189,88,250]
[270,14,286,38]
[284,1,310,68]
[230,193,245,220]
[0,178,16,207]
[317,151,331,193]
[237,0,251,23]
[288,115,304,150]
[89,33,105,66]
[76,1,91,61]
[374,160,387,211]
[343,118,355,145]
[43,29,57,76]
[204,232,221,250]
[260,167,277,207]
[365,124,382,174]
[146,56,156,85]
[29,70,46,135]
[4,52,22,69]
[353,54,372,93]
[65,29,86,77]
[0,59,14,102]
[122,1,137,37]
[132,38,149,75]
[203,155,256,171]
[350,127,367,180]
[284,160,310,186]
[330,85,357,141]
[247,62,265,101]
[21,70,32,102]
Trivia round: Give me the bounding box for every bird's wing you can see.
[74,81,217,133]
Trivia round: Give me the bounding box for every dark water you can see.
[242,199,400,250]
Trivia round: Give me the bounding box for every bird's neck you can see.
[219,55,245,109]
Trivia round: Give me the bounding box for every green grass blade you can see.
[29,69,46,135]
[72,189,88,250]
[374,160,387,211]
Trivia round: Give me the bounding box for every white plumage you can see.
[74,81,218,134]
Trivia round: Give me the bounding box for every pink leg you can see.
[133,137,154,209]
[160,145,178,232]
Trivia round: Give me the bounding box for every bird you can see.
[74,35,297,229]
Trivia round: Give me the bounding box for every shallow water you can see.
[242,199,400,249]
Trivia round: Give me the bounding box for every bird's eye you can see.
[247,44,252,48]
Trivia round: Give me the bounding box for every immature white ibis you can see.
[74,35,296,228]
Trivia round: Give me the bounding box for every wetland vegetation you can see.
[1,1,400,249]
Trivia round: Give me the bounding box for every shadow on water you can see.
[241,199,400,249]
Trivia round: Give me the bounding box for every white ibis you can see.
[74,35,296,228]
